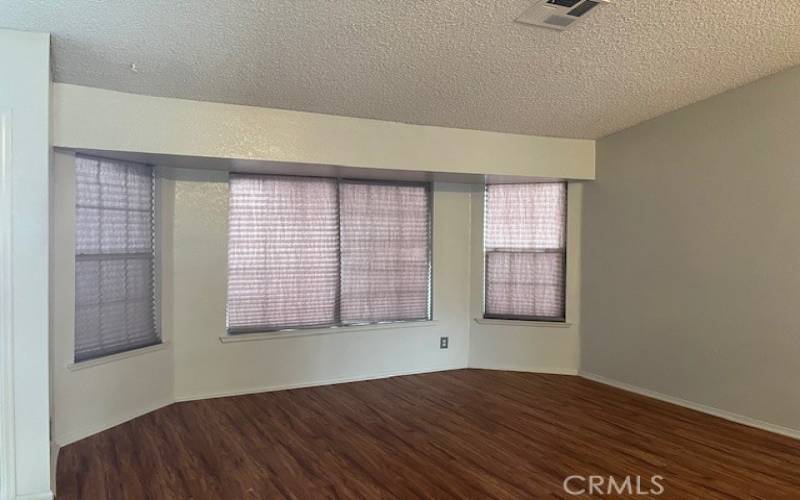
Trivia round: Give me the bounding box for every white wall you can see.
[51,161,584,443]
[52,84,595,181]
[48,84,585,446]
[0,29,52,500]
[582,65,800,435]
[50,152,174,446]
[468,184,582,374]
[168,169,472,400]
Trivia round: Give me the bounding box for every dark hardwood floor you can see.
[57,369,800,499]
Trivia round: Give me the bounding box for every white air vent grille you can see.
[516,0,609,31]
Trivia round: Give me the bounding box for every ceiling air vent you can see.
[516,0,609,31]
[547,0,581,7]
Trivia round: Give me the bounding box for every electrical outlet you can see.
[440,336,449,349]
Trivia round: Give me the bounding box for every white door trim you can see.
[0,109,17,500]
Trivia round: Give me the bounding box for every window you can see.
[226,175,431,333]
[484,182,567,321]
[339,180,431,323]
[74,156,159,361]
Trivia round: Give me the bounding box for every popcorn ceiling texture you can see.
[3,1,799,139]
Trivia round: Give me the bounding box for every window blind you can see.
[227,175,340,332]
[74,156,159,362]
[484,182,567,321]
[226,175,431,333]
[339,181,431,323]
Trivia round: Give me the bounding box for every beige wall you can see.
[168,171,472,400]
[582,65,800,433]
[51,152,174,446]
[468,183,582,374]
[52,83,595,181]
[50,165,478,442]
[51,160,584,443]
[49,83,586,445]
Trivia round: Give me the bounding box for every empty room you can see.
[1,1,799,498]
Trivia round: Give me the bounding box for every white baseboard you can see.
[580,371,800,441]
[16,492,54,500]
[49,441,59,498]
[54,397,173,447]
[176,363,466,402]
[468,363,578,376]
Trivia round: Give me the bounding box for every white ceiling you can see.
[3,1,800,139]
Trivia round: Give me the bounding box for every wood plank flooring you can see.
[56,369,800,499]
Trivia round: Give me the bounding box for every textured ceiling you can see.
[3,1,800,139]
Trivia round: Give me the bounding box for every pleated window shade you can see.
[227,175,339,331]
[339,181,431,323]
[74,156,159,362]
[226,175,431,333]
[484,183,567,321]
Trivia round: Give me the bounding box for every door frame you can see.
[0,108,17,499]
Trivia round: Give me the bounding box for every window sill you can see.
[473,318,572,328]
[220,320,440,343]
[66,342,169,371]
